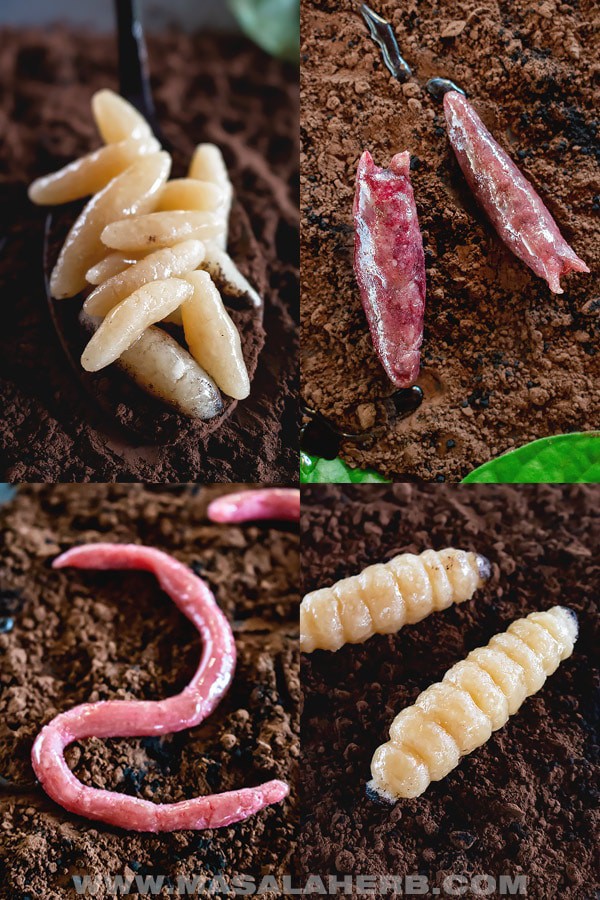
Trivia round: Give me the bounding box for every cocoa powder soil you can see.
[0,27,299,483]
[301,0,599,481]
[0,485,299,898]
[300,485,599,897]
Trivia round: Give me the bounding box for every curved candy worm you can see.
[369,606,578,801]
[31,543,288,832]
[444,91,589,294]
[208,488,300,523]
[353,150,426,388]
[300,548,490,653]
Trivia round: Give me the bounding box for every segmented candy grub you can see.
[101,210,220,252]
[28,136,159,205]
[50,152,171,299]
[81,278,193,372]
[369,606,578,801]
[182,270,250,400]
[83,240,205,317]
[300,548,490,653]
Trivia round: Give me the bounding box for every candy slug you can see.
[31,543,289,832]
[353,150,427,389]
[443,90,589,293]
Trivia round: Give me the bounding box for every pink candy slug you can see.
[443,91,590,294]
[31,543,289,832]
[353,150,426,388]
[207,488,300,523]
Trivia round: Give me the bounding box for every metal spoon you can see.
[42,0,263,444]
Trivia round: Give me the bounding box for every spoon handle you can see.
[114,0,158,130]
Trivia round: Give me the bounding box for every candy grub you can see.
[300,484,599,894]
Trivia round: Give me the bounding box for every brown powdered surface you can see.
[300,484,599,897]
[0,27,299,482]
[301,0,599,481]
[0,485,299,898]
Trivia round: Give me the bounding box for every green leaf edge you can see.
[228,0,300,63]
[300,452,390,484]
[461,432,600,484]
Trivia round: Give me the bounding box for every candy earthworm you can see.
[353,150,426,388]
[369,606,578,801]
[444,91,589,294]
[301,548,490,653]
[207,488,300,523]
[31,543,289,832]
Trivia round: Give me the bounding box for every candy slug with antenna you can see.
[426,77,466,99]
[300,385,424,458]
[357,2,412,82]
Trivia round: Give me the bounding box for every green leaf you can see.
[229,0,300,62]
[461,432,600,483]
[300,452,390,484]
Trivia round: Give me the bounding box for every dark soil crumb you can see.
[300,484,599,897]
[0,485,299,898]
[0,26,298,482]
[301,0,599,480]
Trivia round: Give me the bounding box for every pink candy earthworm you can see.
[207,488,300,524]
[444,91,590,294]
[31,543,289,832]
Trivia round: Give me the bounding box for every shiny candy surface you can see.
[353,151,426,388]
[31,543,288,832]
[444,92,589,294]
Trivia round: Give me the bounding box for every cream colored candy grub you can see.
[84,240,205,317]
[81,278,193,372]
[50,151,171,299]
[86,253,140,285]
[189,144,232,249]
[101,210,220,252]
[201,241,262,308]
[182,270,250,400]
[158,179,223,212]
[368,606,578,801]
[300,548,491,653]
[28,136,159,205]
[119,326,223,420]
[92,89,153,144]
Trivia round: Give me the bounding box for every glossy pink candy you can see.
[208,488,300,523]
[31,543,289,832]
[353,150,426,388]
[444,91,589,294]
